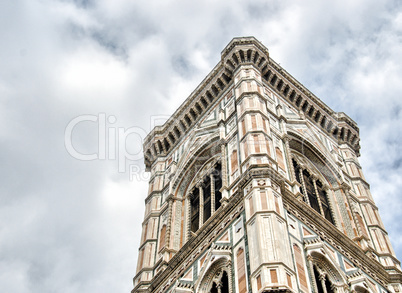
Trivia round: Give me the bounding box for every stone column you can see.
[221,144,228,189]
[165,199,173,247]
[319,274,328,293]
[210,172,215,215]
[312,176,325,217]
[217,282,222,293]
[324,185,340,229]
[198,183,204,228]
[307,255,319,293]
[284,136,296,182]
[299,166,310,205]
[220,143,229,206]
[228,264,233,293]
[186,192,192,241]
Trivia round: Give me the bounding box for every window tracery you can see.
[210,271,229,293]
[195,255,233,293]
[306,249,349,293]
[313,265,335,293]
[189,162,223,233]
[293,159,335,225]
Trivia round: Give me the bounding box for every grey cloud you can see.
[1,0,402,292]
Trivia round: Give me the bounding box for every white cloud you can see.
[1,0,402,292]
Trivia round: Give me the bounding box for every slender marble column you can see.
[284,136,296,182]
[217,282,222,293]
[319,274,328,293]
[186,192,192,241]
[324,185,340,229]
[307,255,319,293]
[312,176,325,217]
[210,172,215,214]
[198,183,204,228]
[221,144,228,189]
[299,167,310,205]
[228,265,233,293]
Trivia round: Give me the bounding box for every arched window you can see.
[293,159,335,225]
[210,271,229,293]
[306,251,348,293]
[313,265,334,293]
[190,163,222,233]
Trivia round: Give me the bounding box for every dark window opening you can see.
[203,175,212,222]
[191,187,199,233]
[210,271,229,293]
[313,266,334,293]
[221,271,229,293]
[214,163,223,211]
[211,282,218,293]
[292,159,335,225]
[190,163,222,233]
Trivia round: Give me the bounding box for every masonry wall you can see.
[132,38,401,293]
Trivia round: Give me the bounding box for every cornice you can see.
[143,37,361,171]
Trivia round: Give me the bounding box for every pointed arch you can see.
[287,130,342,186]
[171,131,221,196]
[307,249,348,292]
[195,254,232,293]
[348,272,378,293]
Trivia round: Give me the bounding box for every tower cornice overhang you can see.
[143,37,361,170]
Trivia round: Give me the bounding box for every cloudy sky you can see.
[1,0,402,292]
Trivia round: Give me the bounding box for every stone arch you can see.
[287,130,342,187]
[287,129,353,230]
[187,156,223,233]
[187,156,222,192]
[195,255,232,293]
[171,132,221,198]
[348,272,377,293]
[308,250,348,292]
[354,285,371,293]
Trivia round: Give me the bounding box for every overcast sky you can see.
[1,0,402,292]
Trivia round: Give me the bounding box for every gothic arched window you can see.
[210,271,229,293]
[190,163,222,233]
[313,265,335,293]
[293,159,335,225]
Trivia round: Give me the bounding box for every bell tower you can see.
[132,37,402,293]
